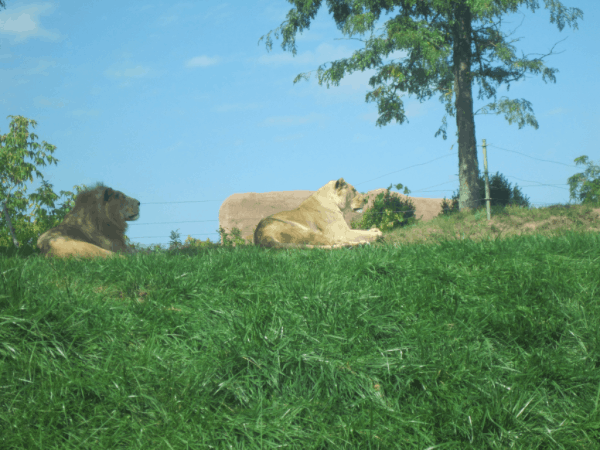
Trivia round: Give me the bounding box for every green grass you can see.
[1,203,600,449]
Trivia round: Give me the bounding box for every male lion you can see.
[37,183,140,258]
[253,178,383,249]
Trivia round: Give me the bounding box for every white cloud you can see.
[547,107,565,116]
[184,56,220,68]
[0,3,64,43]
[34,95,66,108]
[71,109,100,118]
[24,58,58,75]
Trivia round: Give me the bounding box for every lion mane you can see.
[253,178,383,249]
[37,182,140,258]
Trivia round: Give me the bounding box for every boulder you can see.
[218,187,447,245]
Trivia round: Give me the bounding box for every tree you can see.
[0,115,86,249]
[443,170,531,213]
[567,156,600,206]
[259,0,583,211]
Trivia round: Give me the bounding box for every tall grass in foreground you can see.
[1,227,600,448]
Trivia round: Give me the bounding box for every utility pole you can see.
[482,139,492,221]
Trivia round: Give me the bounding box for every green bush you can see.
[183,235,218,249]
[351,183,418,232]
[440,171,532,217]
[218,226,252,247]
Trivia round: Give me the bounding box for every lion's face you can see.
[350,190,367,212]
[334,178,367,213]
[103,188,140,222]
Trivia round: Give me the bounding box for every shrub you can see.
[439,171,531,217]
[351,183,418,232]
[184,236,217,249]
[218,226,252,247]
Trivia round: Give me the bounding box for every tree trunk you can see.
[452,1,481,212]
[2,199,20,248]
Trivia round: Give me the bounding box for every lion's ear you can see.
[335,178,346,189]
[103,188,115,202]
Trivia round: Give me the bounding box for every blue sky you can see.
[1,0,598,250]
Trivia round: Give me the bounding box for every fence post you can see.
[482,139,492,221]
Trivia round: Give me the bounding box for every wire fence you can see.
[2,142,595,249]
[124,142,593,248]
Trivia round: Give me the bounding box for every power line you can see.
[128,143,594,246]
[7,142,595,248]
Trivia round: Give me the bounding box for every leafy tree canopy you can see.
[260,0,582,211]
[260,0,582,140]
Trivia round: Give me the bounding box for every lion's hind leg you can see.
[41,237,124,259]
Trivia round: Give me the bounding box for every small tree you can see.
[0,115,87,249]
[567,155,600,206]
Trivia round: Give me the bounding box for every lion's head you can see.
[89,186,140,228]
[330,178,368,213]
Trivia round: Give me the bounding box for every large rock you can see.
[218,187,448,246]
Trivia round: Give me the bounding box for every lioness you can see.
[37,183,140,258]
[253,178,383,249]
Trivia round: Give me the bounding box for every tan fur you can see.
[37,183,140,259]
[253,178,383,249]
